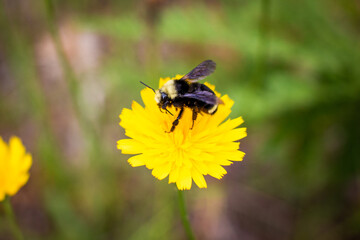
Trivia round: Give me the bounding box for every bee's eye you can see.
[161,92,167,99]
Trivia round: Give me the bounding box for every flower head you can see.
[0,136,32,201]
[117,76,247,190]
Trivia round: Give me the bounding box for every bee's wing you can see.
[181,91,218,105]
[180,60,216,82]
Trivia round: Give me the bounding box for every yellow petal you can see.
[215,159,233,166]
[9,136,25,163]
[220,94,234,108]
[207,164,227,179]
[221,128,247,142]
[193,161,209,175]
[219,117,244,131]
[152,162,172,180]
[0,136,32,199]
[117,139,145,154]
[169,167,180,183]
[21,154,32,172]
[227,151,246,161]
[127,154,147,167]
[191,168,207,188]
[176,167,192,190]
[146,154,171,169]
[7,174,29,195]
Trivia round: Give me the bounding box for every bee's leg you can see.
[167,107,184,133]
[191,108,198,129]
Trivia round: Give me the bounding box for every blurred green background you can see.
[1,0,360,239]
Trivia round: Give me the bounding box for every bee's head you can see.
[155,89,168,107]
[140,81,173,115]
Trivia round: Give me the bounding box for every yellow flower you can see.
[0,136,32,201]
[117,76,247,190]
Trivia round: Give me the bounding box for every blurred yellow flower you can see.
[0,136,32,201]
[117,76,247,190]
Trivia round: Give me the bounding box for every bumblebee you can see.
[141,60,223,132]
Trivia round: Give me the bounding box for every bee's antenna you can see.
[165,109,173,116]
[140,81,155,93]
[140,81,173,116]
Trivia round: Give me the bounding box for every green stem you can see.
[3,197,24,240]
[177,190,195,240]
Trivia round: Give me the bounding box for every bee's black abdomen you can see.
[171,81,218,115]
[198,83,213,93]
[174,80,190,95]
